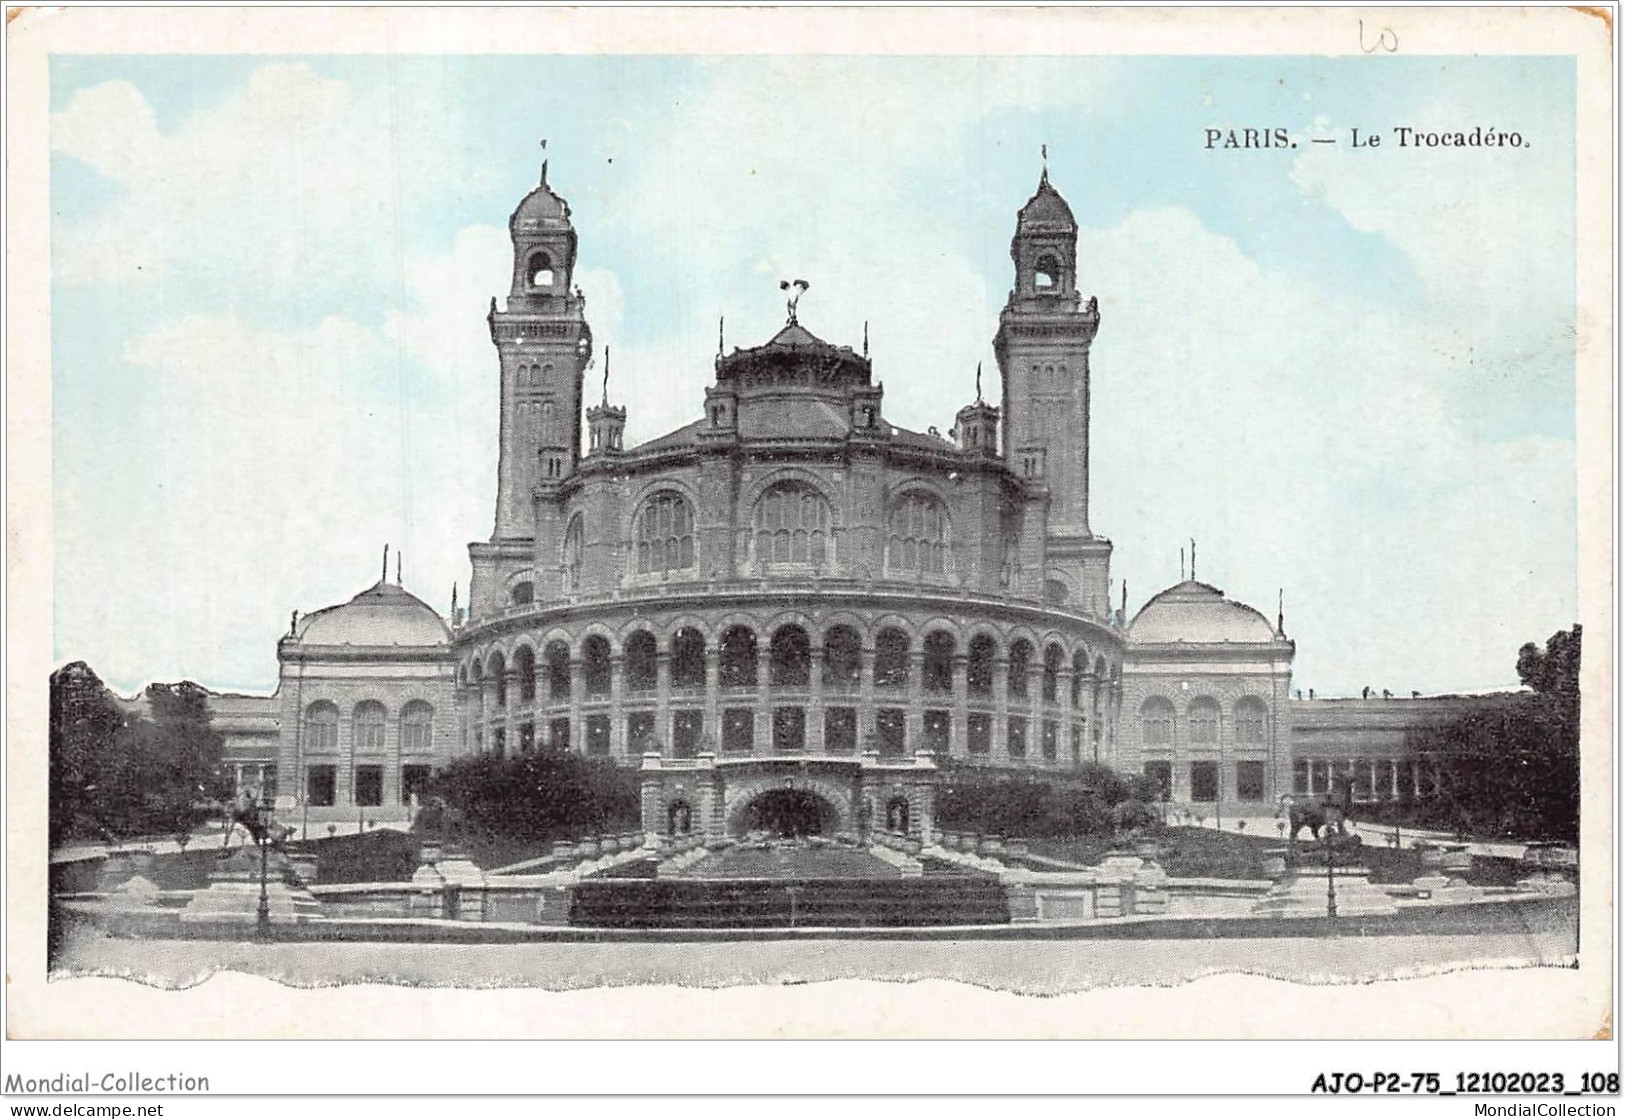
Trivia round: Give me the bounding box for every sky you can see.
[49,54,1577,698]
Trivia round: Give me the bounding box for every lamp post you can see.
[255,796,272,935]
[1322,795,1345,931]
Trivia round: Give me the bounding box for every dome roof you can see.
[509,170,571,230]
[1127,580,1279,646]
[713,319,871,392]
[1017,171,1076,229]
[295,581,451,648]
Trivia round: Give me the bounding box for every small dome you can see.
[510,175,571,230]
[296,581,451,648]
[1128,580,1279,645]
[1017,172,1076,229]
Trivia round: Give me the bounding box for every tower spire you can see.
[396,550,402,585]
[539,137,548,185]
[1180,546,1186,582]
[1041,142,1049,184]
[863,320,869,359]
[718,314,724,359]
[602,345,611,407]
[451,582,459,620]
[1277,588,1285,635]
[381,543,389,585]
[975,361,983,404]
[1190,538,1197,580]
[1121,578,1127,618]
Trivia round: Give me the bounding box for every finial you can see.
[1180,546,1186,582]
[1122,579,1128,615]
[396,550,402,585]
[717,314,724,359]
[602,345,611,407]
[382,543,389,585]
[779,278,809,325]
[1041,142,1049,183]
[289,609,298,636]
[863,320,869,358]
[539,138,549,185]
[1190,538,1197,580]
[1277,588,1285,635]
[451,582,459,617]
[975,361,983,404]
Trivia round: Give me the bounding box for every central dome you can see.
[714,320,871,394]
[1127,580,1279,645]
[296,581,451,648]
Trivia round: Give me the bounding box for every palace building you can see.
[202,158,1472,839]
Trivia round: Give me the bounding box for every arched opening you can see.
[1034,252,1060,290]
[887,491,950,577]
[400,700,433,754]
[528,251,554,287]
[562,516,584,592]
[1071,650,1089,707]
[635,491,695,575]
[671,627,706,688]
[740,789,831,839]
[545,640,572,702]
[874,627,909,689]
[487,654,508,707]
[923,631,955,695]
[752,482,831,569]
[884,796,911,834]
[967,634,996,697]
[1043,643,1064,703]
[821,625,862,690]
[668,800,693,836]
[1236,696,1268,745]
[510,581,534,606]
[514,646,536,703]
[304,701,339,752]
[353,700,387,753]
[1188,697,1221,745]
[625,630,658,693]
[1141,697,1175,746]
[582,636,612,698]
[1008,640,1033,698]
[769,625,811,687]
[720,626,758,689]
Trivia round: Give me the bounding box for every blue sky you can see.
[50,54,1577,696]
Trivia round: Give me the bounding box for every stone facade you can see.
[188,157,1506,836]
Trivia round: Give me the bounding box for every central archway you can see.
[738,788,833,838]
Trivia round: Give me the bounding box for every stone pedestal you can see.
[1252,866,1398,918]
[181,846,322,925]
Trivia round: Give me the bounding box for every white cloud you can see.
[51,64,489,290]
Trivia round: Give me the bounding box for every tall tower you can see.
[992,168,1099,537]
[487,158,593,540]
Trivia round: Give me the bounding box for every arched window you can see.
[1235,697,1267,745]
[822,625,862,689]
[967,635,996,697]
[487,653,507,707]
[582,636,612,698]
[1071,650,1089,707]
[401,701,433,754]
[304,701,339,752]
[887,491,949,577]
[625,631,658,693]
[1008,640,1033,698]
[1035,253,1060,290]
[752,482,830,569]
[671,627,706,689]
[1141,697,1175,746]
[353,701,387,753]
[874,628,910,689]
[1043,643,1064,703]
[514,646,536,703]
[923,631,955,694]
[1044,578,1069,604]
[769,626,811,687]
[562,515,584,592]
[720,626,757,688]
[1188,697,1221,745]
[634,492,695,575]
[510,581,534,606]
[545,640,571,702]
[528,251,554,287]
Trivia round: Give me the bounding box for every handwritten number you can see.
[1359,19,1398,53]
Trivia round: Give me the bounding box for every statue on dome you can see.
[779,278,809,325]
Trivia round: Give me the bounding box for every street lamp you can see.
[1322,794,1346,930]
[252,795,277,936]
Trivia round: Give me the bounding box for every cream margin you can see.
[4,5,1613,1052]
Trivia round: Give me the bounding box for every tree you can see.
[425,747,641,844]
[48,664,232,846]
[1408,625,1580,842]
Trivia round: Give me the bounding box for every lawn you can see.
[1028,827,1528,885]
